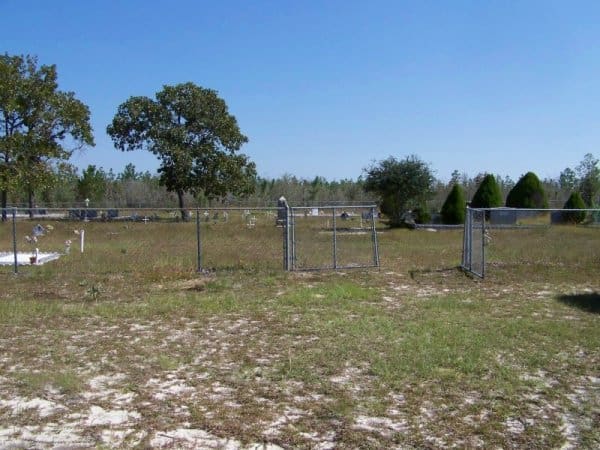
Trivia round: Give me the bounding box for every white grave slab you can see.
[0,252,61,266]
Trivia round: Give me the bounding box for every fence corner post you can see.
[12,207,18,275]
[196,206,202,273]
[278,196,290,271]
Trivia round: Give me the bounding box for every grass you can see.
[0,217,598,448]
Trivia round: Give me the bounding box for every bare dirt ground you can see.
[0,268,598,449]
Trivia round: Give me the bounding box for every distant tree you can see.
[575,153,600,207]
[559,167,577,192]
[0,53,94,220]
[107,82,256,220]
[506,172,548,208]
[561,191,586,224]
[449,169,462,186]
[117,163,145,182]
[49,162,79,205]
[77,165,107,204]
[441,184,466,224]
[364,155,435,227]
[470,174,503,208]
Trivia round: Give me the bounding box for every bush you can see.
[412,204,431,224]
[441,184,466,224]
[506,172,548,208]
[470,174,503,208]
[364,155,435,227]
[562,191,586,224]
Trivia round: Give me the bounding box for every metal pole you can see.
[481,209,486,278]
[332,207,337,269]
[283,204,290,271]
[462,207,469,269]
[290,206,296,270]
[196,207,202,272]
[466,209,472,271]
[370,207,380,268]
[12,208,18,275]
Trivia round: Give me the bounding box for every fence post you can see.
[370,207,380,268]
[196,206,202,272]
[288,205,296,270]
[462,207,469,270]
[12,207,18,275]
[332,207,337,269]
[481,209,486,279]
[279,197,290,271]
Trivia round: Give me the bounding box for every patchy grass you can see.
[0,219,599,448]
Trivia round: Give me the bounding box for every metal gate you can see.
[285,205,380,271]
[462,207,485,278]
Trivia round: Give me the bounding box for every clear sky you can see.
[2,0,599,182]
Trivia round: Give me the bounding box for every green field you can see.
[0,218,598,448]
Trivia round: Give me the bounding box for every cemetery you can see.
[0,205,598,448]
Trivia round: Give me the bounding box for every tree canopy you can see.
[107,82,256,219]
[562,191,586,224]
[470,174,503,208]
[506,172,548,208]
[575,153,600,207]
[441,184,465,224]
[364,155,434,227]
[0,53,94,219]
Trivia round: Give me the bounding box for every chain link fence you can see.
[0,207,201,275]
[1,204,380,274]
[462,207,600,279]
[462,208,485,278]
[288,206,380,271]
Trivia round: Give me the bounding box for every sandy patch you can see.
[0,396,64,418]
[150,428,284,449]
[354,415,409,436]
[85,405,141,426]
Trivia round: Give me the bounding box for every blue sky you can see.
[2,0,599,181]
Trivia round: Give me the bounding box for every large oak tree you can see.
[0,53,94,220]
[107,83,256,219]
[364,155,434,227]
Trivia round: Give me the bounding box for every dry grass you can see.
[0,218,598,448]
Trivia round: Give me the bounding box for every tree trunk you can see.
[28,190,34,219]
[177,190,187,221]
[1,190,7,222]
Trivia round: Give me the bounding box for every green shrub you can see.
[562,191,586,224]
[412,204,431,224]
[506,172,548,208]
[441,184,466,224]
[471,174,503,208]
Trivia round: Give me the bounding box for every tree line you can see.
[2,53,599,225]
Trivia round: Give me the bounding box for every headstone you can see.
[489,208,517,225]
[401,211,416,229]
[550,211,564,224]
[32,224,46,237]
[277,196,288,226]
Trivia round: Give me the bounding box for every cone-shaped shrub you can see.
[562,191,586,224]
[470,174,503,208]
[441,184,466,224]
[506,172,548,208]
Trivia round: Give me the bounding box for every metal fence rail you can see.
[1,204,380,274]
[288,205,380,271]
[461,207,600,279]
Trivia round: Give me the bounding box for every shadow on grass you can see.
[557,292,600,314]
[409,266,463,280]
